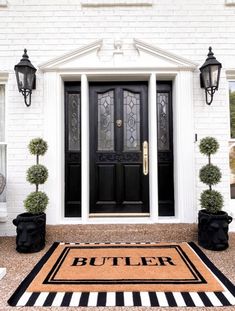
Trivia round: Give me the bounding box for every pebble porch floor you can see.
[0,224,235,311]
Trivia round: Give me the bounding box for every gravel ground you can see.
[0,224,235,311]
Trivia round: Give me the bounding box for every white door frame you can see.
[43,69,196,225]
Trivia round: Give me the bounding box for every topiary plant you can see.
[24,138,49,214]
[27,164,48,186]
[199,164,222,186]
[29,138,48,157]
[24,191,48,214]
[199,137,219,156]
[199,137,223,213]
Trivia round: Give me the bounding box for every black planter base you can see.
[13,213,46,253]
[198,210,232,251]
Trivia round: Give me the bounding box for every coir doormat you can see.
[8,242,235,307]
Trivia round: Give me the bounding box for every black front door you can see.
[89,82,149,214]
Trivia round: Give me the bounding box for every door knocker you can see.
[116,119,122,128]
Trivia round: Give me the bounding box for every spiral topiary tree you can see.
[24,138,49,214]
[199,137,223,214]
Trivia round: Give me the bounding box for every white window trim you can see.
[225,71,235,230]
[0,73,8,221]
[0,0,7,7]
[81,0,153,7]
[225,0,235,6]
[228,76,235,204]
[228,78,235,139]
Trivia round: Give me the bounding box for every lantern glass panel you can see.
[202,66,210,89]
[210,65,219,88]
[16,66,35,91]
[15,68,25,91]
[24,67,35,90]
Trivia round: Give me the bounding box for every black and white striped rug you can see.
[8,242,235,307]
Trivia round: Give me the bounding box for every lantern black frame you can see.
[199,47,222,105]
[14,49,37,107]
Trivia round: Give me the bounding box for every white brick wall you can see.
[0,0,235,235]
[81,0,153,6]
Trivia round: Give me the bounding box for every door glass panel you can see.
[157,92,170,151]
[123,90,140,151]
[98,90,114,151]
[68,93,80,151]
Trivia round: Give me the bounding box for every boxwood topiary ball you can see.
[199,164,221,186]
[29,138,48,156]
[27,164,48,185]
[200,189,223,213]
[199,137,219,156]
[24,191,49,214]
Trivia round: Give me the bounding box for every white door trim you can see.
[149,73,158,221]
[81,74,89,222]
[173,71,196,222]
[43,70,196,224]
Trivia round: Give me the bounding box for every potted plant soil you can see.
[13,138,49,253]
[198,137,232,251]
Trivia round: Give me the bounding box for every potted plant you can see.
[198,137,232,251]
[13,138,49,253]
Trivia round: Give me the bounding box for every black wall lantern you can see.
[14,49,36,107]
[200,47,222,105]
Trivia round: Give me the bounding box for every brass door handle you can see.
[143,141,148,175]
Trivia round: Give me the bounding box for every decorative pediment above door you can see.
[39,39,197,72]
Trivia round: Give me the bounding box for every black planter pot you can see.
[13,212,46,253]
[198,210,232,251]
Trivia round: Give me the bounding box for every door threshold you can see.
[89,213,150,218]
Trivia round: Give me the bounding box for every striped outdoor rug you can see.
[8,242,235,307]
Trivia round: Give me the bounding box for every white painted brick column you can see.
[174,70,196,222]
[149,73,158,221]
[81,74,89,222]
[43,72,63,225]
